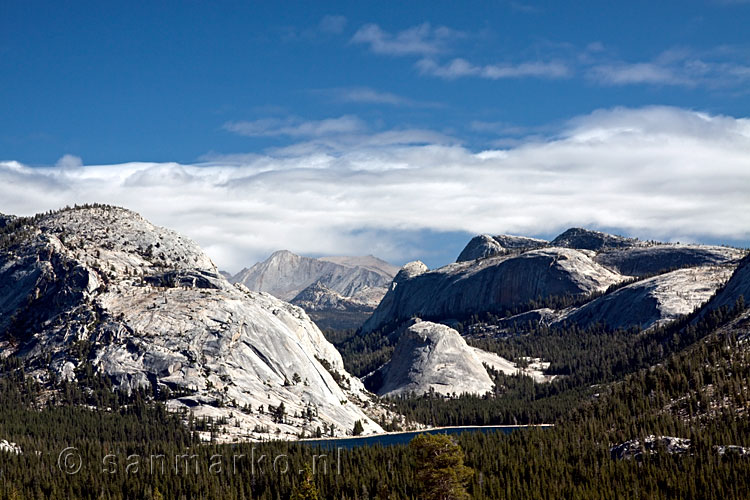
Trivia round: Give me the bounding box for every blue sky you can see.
[2,1,750,270]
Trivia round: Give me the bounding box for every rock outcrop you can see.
[551,227,637,251]
[611,436,750,460]
[362,248,624,333]
[0,439,21,455]
[291,281,372,312]
[556,266,735,330]
[365,227,746,337]
[0,205,382,440]
[696,253,750,314]
[369,320,551,397]
[495,308,561,329]
[610,435,691,460]
[372,321,496,397]
[595,245,743,277]
[456,234,547,262]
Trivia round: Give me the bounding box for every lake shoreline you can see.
[297,423,555,447]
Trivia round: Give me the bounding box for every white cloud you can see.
[224,116,365,138]
[589,62,692,86]
[327,87,413,106]
[417,58,571,80]
[319,15,347,34]
[351,23,462,56]
[350,21,573,82]
[337,87,405,105]
[316,86,441,108]
[347,18,750,88]
[587,48,750,87]
[3,107,750,272]
[55,154,83,169]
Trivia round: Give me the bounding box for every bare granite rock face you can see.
[366,227,746,337]
[551,227,637,251]
[373,320,495,397]
[456,235,504,262]
[291,281,372,312]
[0,439,21,455]
[362,248,624,333]
[230,250,398,304]
[456,234,547,262]
[595,245,744,277]
[495,308,561,329]
[696,253,750,314]
[0,205,382,440]
[556,266,735,330]
[610,435,691,460]
[370,320,551,397]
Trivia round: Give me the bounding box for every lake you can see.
[299,425,550,449]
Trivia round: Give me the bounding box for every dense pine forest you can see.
[2,294,749,498]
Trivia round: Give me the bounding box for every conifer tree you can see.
[410,434,473,500]
[353,420,364,436]
[290,464,320,500]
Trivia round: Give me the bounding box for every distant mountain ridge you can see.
[363,227,745,335]
[228,250,399,330]
[362,246,626,333]
[229,250,398,303]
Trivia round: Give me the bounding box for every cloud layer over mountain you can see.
[2,106,749,272]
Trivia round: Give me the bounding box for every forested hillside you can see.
[2,299,749,498]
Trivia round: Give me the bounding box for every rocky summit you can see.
[362,246,625,333]
[229,250,398,304]
[456,234,547,262]
[290,281,373,312]
[0,205,382,440]
[555,265,735,330]
[229,250,398,330]
[551,227,638,251]
[367,320,548,397]
[363,228,745,335]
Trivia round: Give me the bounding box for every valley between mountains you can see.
[2,204,750,499]
[1,205,749,447]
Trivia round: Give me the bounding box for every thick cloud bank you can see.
[2,106,749,271]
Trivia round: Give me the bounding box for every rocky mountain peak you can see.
[230,250,396,303]
[268,249,298,261]
[291,281,371,312]
[394,260,429,283]
[370,320,496,397]
[456,235,504,262]
[0,205,382,440]
[362,247,624,334]
[551,227,637,251]
[456,234,547,262]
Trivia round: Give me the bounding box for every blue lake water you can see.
[299,425,546,449]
